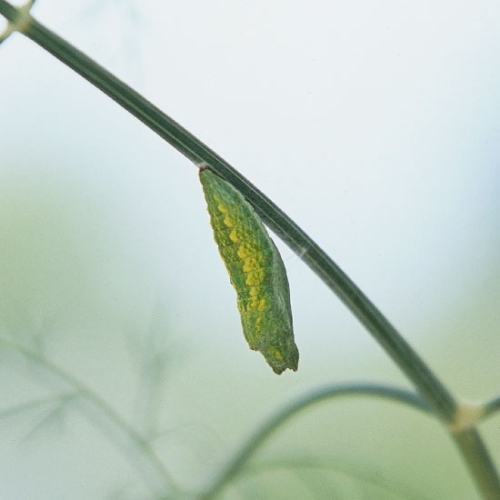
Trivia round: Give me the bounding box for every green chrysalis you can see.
[199,166,299,374]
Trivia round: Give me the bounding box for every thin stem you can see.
[0,337,180,499]
[0,393,75,419]
[243,457,425,500]
[200,382,431,498]
[482,396,500,421]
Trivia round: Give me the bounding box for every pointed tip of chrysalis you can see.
[263,342,299,375]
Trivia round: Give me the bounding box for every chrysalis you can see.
[199,166,299,374]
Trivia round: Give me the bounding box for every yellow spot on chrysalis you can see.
[268,347,283,361]
[246,270,264,286]
[248,297,259,309]
[215,198,228,214]
[237,242,254,259]
[223,215,235,227]
[243,257,260,272]
[245,296,267,311]
[241,296,263,311]
[254,315,263,333]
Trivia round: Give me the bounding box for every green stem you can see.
[200,382,431,498]
[453,429,500,500]
[0,393,74,420]
[239,456,423,499]
[0,337,179,498]
[482,396,500,421]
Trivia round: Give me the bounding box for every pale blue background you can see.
[1,1,500,498]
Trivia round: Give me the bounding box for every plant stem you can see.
[482,396,500,421]
[201,382,431,498]
[453,429,500,500]
[0,337,179,499]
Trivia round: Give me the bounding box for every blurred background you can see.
[1,0,500,498]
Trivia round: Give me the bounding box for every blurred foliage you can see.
[0,169,494,499]
[1,1,500,498]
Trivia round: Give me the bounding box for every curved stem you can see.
[0,337,179,498]
[240,457,424,500]
[200,382,431,498]
[482,396,500,421]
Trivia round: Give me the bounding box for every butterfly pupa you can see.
[199,166,299,374]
